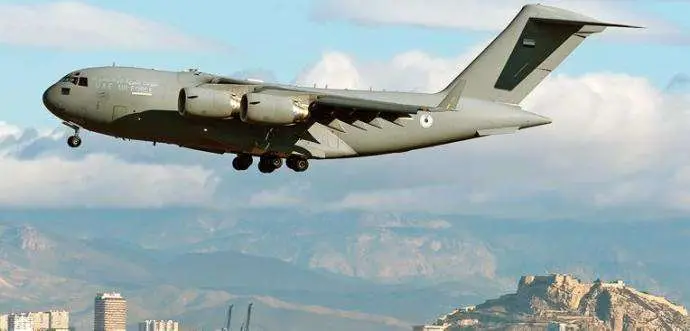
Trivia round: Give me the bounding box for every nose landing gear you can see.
[67,135,82,148]
[62,121,81,148]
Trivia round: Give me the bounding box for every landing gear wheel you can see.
[67,135,81,148]
[293,158,308,172]
[269,157,283,169]
[287,156,309,172]
[258,162,275,173]
[232,154,253,171]
[258,155,282,174]
[62,122,82,149]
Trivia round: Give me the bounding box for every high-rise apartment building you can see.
[138,320,178,331]
[94,292,127,331]
[8,314,32,331]
[0,311,69,331]
[47,311,69,331]
[27,312,48,331]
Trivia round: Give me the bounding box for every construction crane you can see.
[222,304,233,331]
[239,303,253,331]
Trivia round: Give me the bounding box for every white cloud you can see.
[0,153,219,208]
[291,47,690,220]
[0,1,224,51]
[0,122,21,140]
[312,0,688,44]
[296,45,487,92]
[248,183,311,208]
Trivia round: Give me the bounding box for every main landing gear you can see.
[232,153,253,171]
[232,154,309,173]
[62,121,82,148]
[286,155,309,172]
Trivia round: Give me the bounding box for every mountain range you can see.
[0,210,689,331]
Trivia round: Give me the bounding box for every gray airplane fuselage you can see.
[42,66,550,159]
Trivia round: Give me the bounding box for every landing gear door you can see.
[112,105,129,121]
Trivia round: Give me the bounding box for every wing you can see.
[202,74,461,133]
[253,85,433,114]
[247,85,445,131]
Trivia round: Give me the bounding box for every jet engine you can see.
[178,86,241,119]
[240,92,310,125]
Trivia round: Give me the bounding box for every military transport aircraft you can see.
[42,4,637,173]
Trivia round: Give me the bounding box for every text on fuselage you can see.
[96,78,159,96]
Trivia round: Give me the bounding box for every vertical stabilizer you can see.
[438,4,640,105]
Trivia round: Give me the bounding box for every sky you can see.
[1,0,690,221]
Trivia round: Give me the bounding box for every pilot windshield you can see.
[59,73,87,87]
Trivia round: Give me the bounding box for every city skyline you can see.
[0,293,182,331]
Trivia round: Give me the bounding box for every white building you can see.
[27,312,48,331]
[47,311,69,330]
[460,306,476,312]
[547,322,577,331]
[8,313,32,331]
[95,292,127,331]
[138,320,178,331]
[412,326,446,331]
[0,311,68,331]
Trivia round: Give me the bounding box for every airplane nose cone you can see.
[42,85,62,115]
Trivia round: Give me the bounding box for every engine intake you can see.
[240,92,310,125]
[178,86,241,119]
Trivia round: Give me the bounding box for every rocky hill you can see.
[432,274,690,330]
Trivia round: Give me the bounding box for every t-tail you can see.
[437,4,641,108]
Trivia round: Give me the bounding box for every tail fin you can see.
[438,4,641,105]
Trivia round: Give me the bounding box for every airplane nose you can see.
[42,85,62,115]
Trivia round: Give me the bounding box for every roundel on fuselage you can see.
[419,113,434,128]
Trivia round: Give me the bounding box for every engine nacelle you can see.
[178,86,241,119]
[240,92,310,125]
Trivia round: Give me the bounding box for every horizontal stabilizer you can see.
[531,17,644,29]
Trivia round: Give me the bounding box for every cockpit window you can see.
[60,74,87,87]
